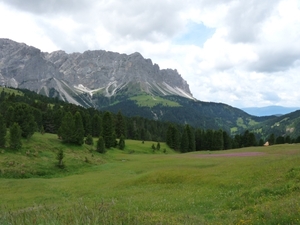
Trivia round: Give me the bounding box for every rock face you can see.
[0,38,193,106]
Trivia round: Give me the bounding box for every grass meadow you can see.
[1,133,300,224]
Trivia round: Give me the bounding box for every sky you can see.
[0,0,300,108]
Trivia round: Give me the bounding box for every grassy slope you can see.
[0,87,24,96]
[1,133,300,224]
[130,94,181,107]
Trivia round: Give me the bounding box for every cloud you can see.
[0,0,300,108]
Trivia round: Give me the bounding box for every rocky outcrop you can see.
[0,38,193,106]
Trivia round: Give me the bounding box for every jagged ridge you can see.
[0,38,194,108]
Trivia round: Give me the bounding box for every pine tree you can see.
[204,129,213,150]
[9,123,22,150]
[118,134,125,150]
[212,129,224,150]
[115,110,126,138]
[85,134,94,145]
[82,113,92,136]
[156,142,160,151]
[268,133,275,145]
[13,103,36,139]
[0,114,6,148]
[166,124,180,150]
[97,136,106,153]
[73,111,85,145]
[59,112,75,143]
[180,128,189,153]
[102,111,115,148]
[222,131,232,150]
[185,125,195,152]
[92,114,102,137]
[56,148,65,168]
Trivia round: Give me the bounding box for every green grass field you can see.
[130,94,181,107]
[1,133,300,224]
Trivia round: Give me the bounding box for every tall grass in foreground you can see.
[1,134,300,224]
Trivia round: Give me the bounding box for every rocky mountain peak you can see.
[0,38,194,107]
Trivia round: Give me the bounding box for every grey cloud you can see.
[261,91,281,103]
[99,0,185,42]
[250,48,300,73]
[0,0,90,15]
[225,0,281,43]
[2,0,186,43]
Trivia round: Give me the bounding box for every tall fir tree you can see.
[115,110,126,138]
[9,123,22,150]
[222,131,232,150]
[166,124,180,150]
[0,114,6,148]
[13,103,36,139]
[91,114,102,137]
[118,134,125,150]
[97,136,106,153]
[212,129,224,150]
[185,125,195,152]
[180,128,189,153]
[73,111,85,145]
[102,111,115,148]
[82,112,92,136]
[59,112,75,143]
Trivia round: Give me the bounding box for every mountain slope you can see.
[242,106,300,117]
[0,38,193,108]
[0,38,273,132]
[250,110,300,139]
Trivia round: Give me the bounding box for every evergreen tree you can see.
[268,133,275,145]
[185,125,195,152]
[9,123,22,150]
[82,112,92,136]
[0,114,6,148]
[5,106,14,128]
[115,110,126,138]
[285,135,291,144]
[151,143,156,151]
[73,111,85,145]
[97,136,106,153]
[118,134,125,150]
[59,112,75,143]
[56,148,65,169]
[166,124,180,150]
[195,129,204,151]
[204,129,214,150]
[212,129,224,150]
[91,114,102,137]
[102,111,115,148]
[13,103,36,139]
[156,142,160,151]
[276,136,285,144]
[222,131,232,150]
[85,134,94,145]
[180,128,189,153]
[248,132,257,146]
[258,138,264,146]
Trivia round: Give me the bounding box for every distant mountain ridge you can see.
[242,106,300,117]
[0,38,193,108]
[0,38,274,133]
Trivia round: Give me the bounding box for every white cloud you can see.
[0,0,300,108]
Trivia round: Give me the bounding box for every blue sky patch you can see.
[174,22,215,47]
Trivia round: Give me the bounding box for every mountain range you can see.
[1,38,300,139]
[242,106,300,117]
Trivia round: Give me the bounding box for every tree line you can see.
[0,88,270,153]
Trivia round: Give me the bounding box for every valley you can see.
[1,132,300,224]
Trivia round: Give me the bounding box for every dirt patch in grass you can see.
[196,152,266,158]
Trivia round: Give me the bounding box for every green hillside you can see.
[1,133,300,224]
